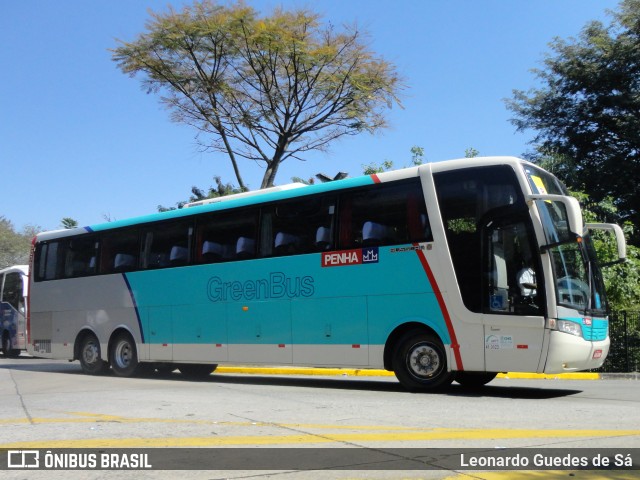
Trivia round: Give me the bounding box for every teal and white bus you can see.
[1,265,29,357]
[27,157,626,391]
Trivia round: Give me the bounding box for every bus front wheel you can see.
[78,333,109,375]
[110,332,139,377]
[392,330,454,392]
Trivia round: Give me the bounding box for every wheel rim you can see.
[406,341,442,379]
[82,340,99,366]
[114,340,133,369]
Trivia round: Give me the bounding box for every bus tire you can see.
[110,332,139,377]
[2,333,20,358]
[392,330,454,392]
[78,333,109,375]
[179,364,217,379]
[455,371,498,388]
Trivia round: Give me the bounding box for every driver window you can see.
[484,221,543,315]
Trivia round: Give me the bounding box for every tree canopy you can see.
[507,0,640,240]
[0,217,39,269]
[113,0,403,190]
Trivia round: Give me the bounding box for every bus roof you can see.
[0,265,29,276]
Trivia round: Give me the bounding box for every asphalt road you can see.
[1,356,639,480]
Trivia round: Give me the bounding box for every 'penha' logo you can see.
[321,247,379,267]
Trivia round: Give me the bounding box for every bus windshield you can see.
[547,239,608,314]
[523,164,608,314]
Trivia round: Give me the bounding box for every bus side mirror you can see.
[527,194,583,237]
[585,223,627,266]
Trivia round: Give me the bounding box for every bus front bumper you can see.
[544,330,610,373]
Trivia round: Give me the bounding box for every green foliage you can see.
[61,217,79,229]
[362,145,426,174]
[410,146,425,166]
[362,160,394,175]
[158,176,244,211]
[571,191,640,310]
[113,0,403,190]
[464,147,479,158]
[0,217,40,269]
[507,0,640,242]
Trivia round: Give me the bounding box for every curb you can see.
[215,366,604,380]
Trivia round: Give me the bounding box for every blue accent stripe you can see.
[121,273,145,343]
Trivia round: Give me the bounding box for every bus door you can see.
[481,215,547,372]
[1,270,27,355]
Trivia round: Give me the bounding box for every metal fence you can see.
[598,311,640,373]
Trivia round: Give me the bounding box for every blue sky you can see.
[1,0,620,232]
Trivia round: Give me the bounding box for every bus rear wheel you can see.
[392,330,454,392]
[110,332,139,377]
[78,333,109,375]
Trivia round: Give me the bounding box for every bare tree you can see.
[113,1,403,189]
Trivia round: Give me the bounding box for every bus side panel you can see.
[227,300,293,364]
[29,275,142,360]
[291,297,369,366]
[172,303,228,362]
[123,246,467,369]
[29,311,52,356]
[368,293,450,343]
[124,246,461,368]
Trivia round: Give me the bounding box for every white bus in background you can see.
[1,265,28,357]
[27,157,626,391]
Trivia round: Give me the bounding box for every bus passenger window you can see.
[63,237,99,278]
[196,209,258,263]
[34,241,65,281]
[142,222,192,269]
[339,179,430,249]
[264,195,336,257]
[101,230,140,274]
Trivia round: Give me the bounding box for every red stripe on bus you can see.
[27,237,37,345]
[371,174,381,184]
[414,245,464,370]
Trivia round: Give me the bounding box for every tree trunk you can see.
[218,127,246,191]
[261,161,280,189]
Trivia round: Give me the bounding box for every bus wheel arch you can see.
[108,329,140,377]
[387,324,454,392]
[76,330,109,375]
[384,322,442,370]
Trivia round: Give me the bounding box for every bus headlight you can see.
[556,320,583,337]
